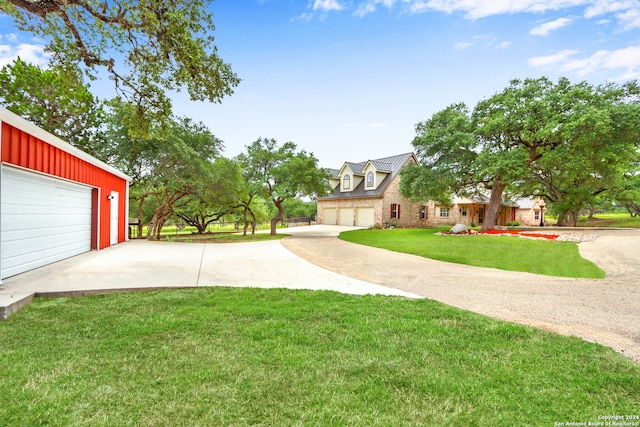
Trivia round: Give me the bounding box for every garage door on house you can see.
[1,166,93,279]
[356,207,375,227]
[323,208,337,225]
[338,208,354,226]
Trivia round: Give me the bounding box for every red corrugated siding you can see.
[2,122,128,250]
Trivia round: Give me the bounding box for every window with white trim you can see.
[366,171,374,188]
[439,207,450,218]
[343,174,351,190]
[461,207,467,216]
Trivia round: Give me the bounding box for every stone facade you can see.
[318,152,544,229]
[317,173,435,228]
[380,174,432,228]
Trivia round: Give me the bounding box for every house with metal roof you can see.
[318,152,545,228]
[317,153,428,228]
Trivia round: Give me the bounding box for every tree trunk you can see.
[270,199,284,236]
[242,207,249,236]
[570,210,579,227]
[136,193,149,239]
[481,179,506,231]
[625,202,640,217]
[556,210,570,226]
[250,209,257,235]
[146,191,188,240]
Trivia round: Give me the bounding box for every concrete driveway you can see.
[0,225,417,319]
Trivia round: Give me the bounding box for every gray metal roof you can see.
[344,161,366,175]
[327,168,341,178]
[320,152,416,200]
[369,160,392,172]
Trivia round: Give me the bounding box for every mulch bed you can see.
[480,229,560,240]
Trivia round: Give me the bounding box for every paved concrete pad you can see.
[0,225,419,320]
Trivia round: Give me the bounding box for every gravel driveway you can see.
[281,227,640,363]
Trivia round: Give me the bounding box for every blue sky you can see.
[2,1,640,168]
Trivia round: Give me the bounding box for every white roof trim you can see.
[0,107,132,182]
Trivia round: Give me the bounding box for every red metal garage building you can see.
[0,108,131,281]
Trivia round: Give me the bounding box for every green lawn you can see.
[576,213,640,228]
[1,288,638,426]
[340,228,605,278]
[545,212,640,228]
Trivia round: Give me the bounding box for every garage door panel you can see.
[356,207,374,227]
[2,167,92,279]
[4,228,91,253]
[323,208,336,225]
[338,208,354,226]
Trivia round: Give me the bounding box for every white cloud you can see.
[584,0,636,18]
[355,3,378,17]
[0,43,50,68]
[291,13,314,22]
[313,0,345,12]
[584,0,640,28]
[0,33,19,42]
[529,45,640,79]
[309,0,640,31]
[455,34,511,50]
[528,49,578,67]
[617,7,640,28]
[530,17,573,35]
[354,0,398,17]
[455,40,476,50]
[412,0,589,20]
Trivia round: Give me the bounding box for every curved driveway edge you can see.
[0,230,420,320]
[280,226,640,363]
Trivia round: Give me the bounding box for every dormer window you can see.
[366,171,374,188]
[343,174,351,190]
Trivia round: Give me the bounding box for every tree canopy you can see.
[1,0,239,134]
[102,101,224,239]
[238,138,329,236]
[401,77,640,230]
[0,58,105,156]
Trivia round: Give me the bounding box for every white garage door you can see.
[356,207,375,227]
[338,208,354,226]
[323,208,337,225]
[1,166,93,279]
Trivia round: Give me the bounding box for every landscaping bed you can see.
[437,228,599,242]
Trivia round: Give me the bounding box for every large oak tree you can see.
[401,77,640,230]
[0,58,105,156]
[1,0,239,134]
[238,138,329,236]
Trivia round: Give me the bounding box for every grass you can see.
[545,212,640,228]
[340,227,605,278]
[1,287,638,426]
[576,213,640,228]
